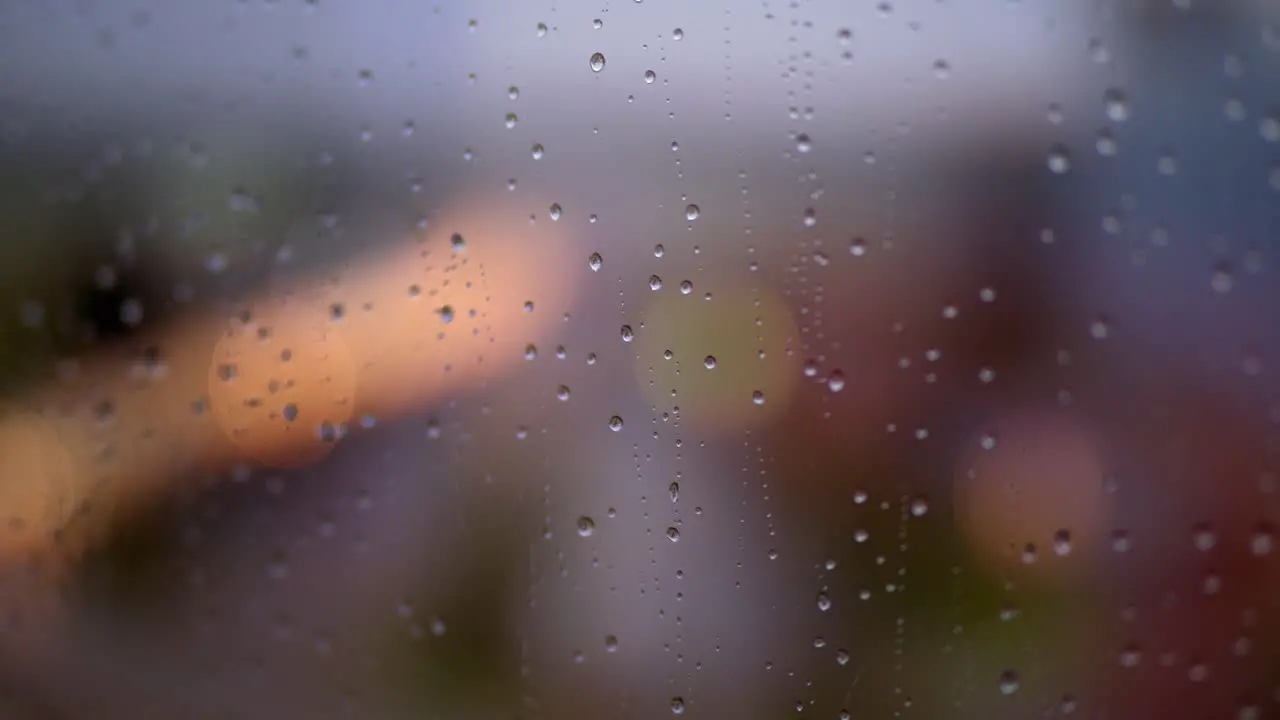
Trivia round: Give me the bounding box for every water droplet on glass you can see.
[644,69,656,84]
[439,305,455,324]
[817,592,832,611]
[592,18,603,29]
[504,112,518,129]
[665,526,680,542]
[536,22,548,37]
[649,275,663,290]
[670,697,685,714]
[605,635,618,651]
[451,233,467,251]
[679,280,693,295]
[556,385,571,401]
[999,670,1020,695]
[576,516,595,537]
[531,143,545,160]
[588,252,603,271]
[589,52,606,72]
[910,497,929,517]
[620,325,634,343]
[1103,87,1130,122]
[1047,145,1072,174]
[703,355,717,370]
[827,370,846,393]
[796,133,812,153]
[608,415,624,432]
[1193,523,1217,551]
[685,204,700,221]
[549,203,562,221]
[752,390,766,405]
[672,27,684,40]
[1053,528,1073,556]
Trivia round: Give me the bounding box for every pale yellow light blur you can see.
[634,279,800,434]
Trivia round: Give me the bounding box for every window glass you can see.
[0,1,1277,717]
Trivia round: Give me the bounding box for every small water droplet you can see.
[703,355,717,370]
[589,52,607,72]
[644,69,656,84]
[608,415,624,432]
[827,370,845,393]
[588,252,603,271]
[795,133,812,153]
[649,275,663,290]
[620,325,634,343]
[910,497,929,517]
[549,203,562,221]
[665,526,680,542]
[684,204,700,221]
[577,516,595,537]
[999,670,1020,695]
[672,28,684,40]
[1103,87,1130,122]
[817,592,832,611]
[670,697,685,714]
[1047,145,1072,174]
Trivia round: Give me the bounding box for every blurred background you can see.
[1,0,1279,717]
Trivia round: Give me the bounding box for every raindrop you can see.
[644,70,656,84]
[507,85,520,100]
[504,112,518,129]
[1103,87,1130,122]
[910,497,929,517]
[439,305,455,324]
[817,593,832,611]
[999,670,1020,695]
[1192,523,1217,551]
[1053,529,1073,556]
[451,233,467,251]
[752,390,766,405]
[679,280,693,294]
[536,22,548,37]
[703,355,717,369]
[685,204,700,221]
[549,203,562,221]
[665,526,680,542]
[589,52,606,72]
[608,415,624,432]
[795,133,812,153]
[1047,145,1072,174]
[577,516,595,537]
[588,252,603,271]
[670,698,685,714]
[672,28,684,40]
[649,275,663,290]
[531,143,545,160]
[620,325,634,342]
[556,385,571,401]
[827,370,846,393]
